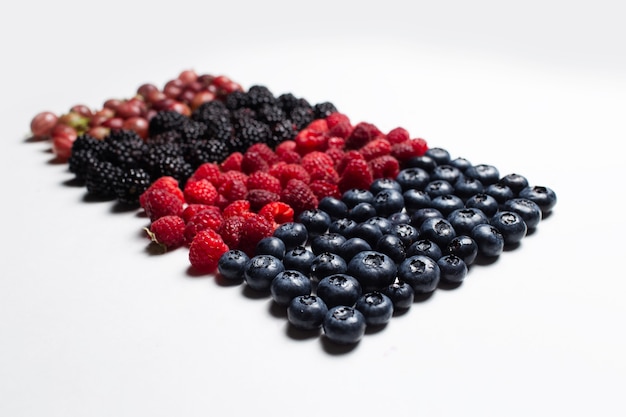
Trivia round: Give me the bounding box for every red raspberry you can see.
[184,209,224,244]
[241,150,270,174]
[222,199,251,218]
[181,204,220,224]
[218,215,246,249]
[277,149,301,164]
[218,178,248,203]
[188,162,221,186]
[307,118,329,132]
[337,150,365,175]
[328,121,352,139]
[258,201,294,225]
[188,229,229,272]
[220,152,243,172]
[141,189,185,221]
[238,214,275,256]
[326,112,351,129]
[309,180,341,200]
[301,151,335,173]
[280,179,318,216]
[327,136,345,148]
[246,171,281,194]
[220,170,248,184]
[338,158,374,193]
[275,140,296,156]
[247,189,280,211]
[386,127,410,144]
[272,163,311,187]
[183,179,218,205]
[214,193,230,211]
[139,176,184,208]
[325,146,345,167]
[359,138,391,161]
[345,122,383,149]
[247,143,279,165]
[309,165,339,184]
[294,128,328,155]
[368,155,401,179]
[145,215,186,250]
[391,138,428,162]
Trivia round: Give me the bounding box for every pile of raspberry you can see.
[139,111,428,271]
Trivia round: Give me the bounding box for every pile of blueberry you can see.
[216,147,557,345]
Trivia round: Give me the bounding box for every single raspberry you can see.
[241,150,270,174]
[258,201,294,225]
[188,229,229,272]
[325,146,345,167]
[337,150,366,175]
[328,121,352,139]
[222,199,251,218]
[183,179,219,205]
[218,215,246,249]
[301,151,335,173]
[141,189,185,221]
[368,155,401,179]
[247,189,280,211]
[219,169,248,184]
[345,122,383,149]
[238,214,275,256]
[246,143,279,165]
[220,152,243,172]
[214,193,230,211]
[181,204,221,224]
[272,163,311,187]
[218,178,248,202]
[294,128,328,155]
[306,118,329,132]
[386,127,410,144]
[391,138,428,162]
[309,165,339,184]
[246,171,282,194]
[184,209,224,243]
[327,136,345,148]
[359,138,392,161]
[139,176,184,208]
[280,179,318,216]
[338,158,374,194]
[275,140,297,156]
[277,149,301,164]
[145,215,186,250]
[309,180,341,200]
[325,112,351,129]
[188,162,222,186]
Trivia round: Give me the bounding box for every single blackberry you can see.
[85,160,122,198]
[257,103,285,124]
[314,101,338,119]
[71,133,101,153]
[102,129,146,169]
[179,120,208,143]
[141,142,184,179]
[156,155,194,185]
[192,100,231,123]
[203,114,233,142]
[68,135,106,181]
[224,90,250,110]
[185,139,230,166]
[271,119,298,145]
[114,168,152,206]
[227,135,248,154]
[235,119,272,149]
[246,85,277,108]
[231,108,257,125]
[290,105,315,130]
[146,130,181,146]
[148,110,188,136]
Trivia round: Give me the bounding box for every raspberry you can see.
[306,118,329,132]
[258,201,294,225]
[294,128,328,155]
[188,229,229,272]
[181,204,221,223]
[368,155,401,179]
[391,138,428,162]
[141,189,185,221]
[184,209,224,243]
[241,150,270,174]
[222,199,251,218]
[272,163,311,187]
[145,215,186,250]
[359,138,391,161]
[183,179,218,205]
[218,178,248,203]
[239,214,275,256]
[277,150,301,164]
[325,146,345,166]
[301,151,335,173]
[309,180,341,200]
[220,152,243,172]
[275,140,297,156]
[219,169,248,185]
[246,143,279,165]
[338,158,374,193]
[336,150,365,175]
[345,122,383,149]
[309,165,339,184]
[325,112,351,129]
[246,171,282,194]
[328,121,353,139]
[139,176,184,208]
[327,136,346,148]
[280,179,318,216]
[247,189,280,211]
[218,215,246,249]
[386,127,410,144]
[188,162,221,186]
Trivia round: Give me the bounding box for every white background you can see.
[1,1,625,416]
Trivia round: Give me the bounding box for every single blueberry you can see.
[388,211,411,226]
[349,202,378,222]
[397,255,441,294]
[217,249,250,281]
[424,147,451,165]
[316,273,362,308]
[403,189,432,213]
[503,198,542,229]
[471,223,505,257]
[273,222,309,251]
[355,292,394,326]
[329,218,358,237]
[424,180,454,198]
[490,211,528,245]
[449,157,472,172]
[405,155,437,172]
[370,178,403,194]
[430,194,464,217]
[349,222,384,247]
[406,239,443,260]
[309,252,348,281]
[244,254,285,291]
[465,193,500,217]
[298,209,332,237]
[519,185,557,213]
[373,189,405,217]
[282,246,316,273]
[454,176,484,201]
[342,188,375,209]
[270,270,312,307]
[381,280,415,310]
[391,223,419,247]
[347,250,398,292]
[255,236,286,259]
[395,168,431,191]
[310,233,347,256]
[498,173,529,195]
[446,235,478,266]
[419,217,457,248]
[376,234,407,263]
[287,295,328,330]
[339,237,372,262]
[318,196,349,220]
[485,183,514,204]
[322,306,367,345]
[465,164,500,185]
[447,207,489,236]
[437,254,468,284]
[410,207,444,228]
[431,165,462,184]
[364,216,393,235]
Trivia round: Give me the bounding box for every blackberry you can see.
[146,130,181,146]
[257,103,285,124]
[270,119,298,145]
[148,110,188,136]
[235,119,272,149]
[313,101,338,119]
[203,115,233,142]
[141,142,184,179]
[185,139,230,166]
[179,120,208,143]
[157,155,194,185]
[85,160,122,198]
[289,105,315,130]
[277,93,300,112]
[68,136,106,181]
[114,168,152,206]
[246,85,277,108]
[224,90,250,110]
[102,129,146,169]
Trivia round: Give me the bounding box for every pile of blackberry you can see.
[217,146,557,345]
[67,85,338,206]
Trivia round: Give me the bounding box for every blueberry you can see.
[347,250,397,292]
[273,222,309,251]
[318,196,348,220]
[329,218,358,237]
[419,217,457,248]
[410,207,444,228]
[406,239,443,260]
[447,207,489,236]
[471,223,505,257]
[424,180,454,198]
[437,254,468,284]
[244,254,285,291]
[376,234,407,263]
[370,178,403,194]
[519,185,557,213]
[503,198,542,229]
[465,193,499,217]
[446,235,478,265]
[465,164,500,185]
[364,216,393,235]
[310,232,347,256]
[355,292,394,326]
[388,211,411,226]
[403,189,432,213]
[405,155,437,172]
[316,273,362,308]
[424,147,451,165]
[485,183,514,204]
[349,202,378,222]
[490,211,528,245]
[498,173,529,195]
[349,222,384,246]
[454,176,484,201]
[449,157,472,172]
[339,237,372,262]
[372,189,405,217]
[298,208,332,237]
[217,249,250,281]
[322,306,367,345]
[309,252,348,281]
[395,168,430,192]
[381,280,415,310]
[397,255,441,294]
[270,270,312,306]
[255,236,286,259]
[391,223,419,247]
[431,165,462,184]
[287,295,328,330]
[430,194,464,217]
[342,188,374,209]
[283,245,316,273]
